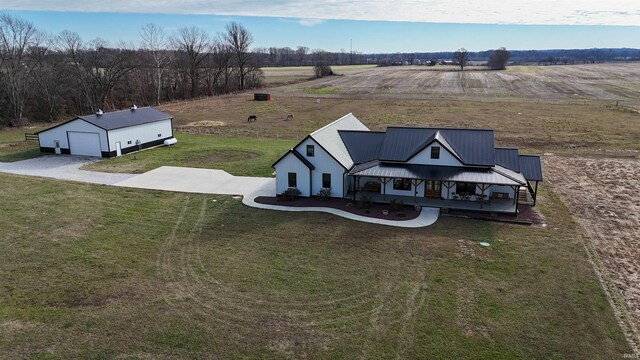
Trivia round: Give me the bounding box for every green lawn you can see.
[0,173,631,359]
[83,133,296,176]
[0,127,43,162]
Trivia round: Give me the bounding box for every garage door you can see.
[68,131,102,157]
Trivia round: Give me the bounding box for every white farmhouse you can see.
[272,113,543,215]
[36,107,174,158]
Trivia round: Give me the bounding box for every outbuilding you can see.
[36,107,174,158]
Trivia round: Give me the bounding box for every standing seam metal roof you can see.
[518,155,543,181]
[378,127,495,166]
[494,148,520,172]
[349,163,525,186]
[338,130,385,164]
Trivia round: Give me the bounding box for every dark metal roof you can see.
[339,130,385,164]
[36,107,173,134]
[272,149,315,169]
[494,148,520,172]
[378,127,495,166]
[349,163,524,186]
[518,155,543,181]
[79,107,172,130]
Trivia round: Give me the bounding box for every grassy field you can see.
[0,126,43,162]
[0,173,631,359]
[160,95,640,156]
[82,133,296,176]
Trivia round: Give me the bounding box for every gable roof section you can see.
[272,149,315,170]
[37,107,173,133]
[494,148,520,172]
[406,130,463,163]
[519,155,543,181]
[338,130,385,165]
[378,127,495,166]
[309,113,369,169]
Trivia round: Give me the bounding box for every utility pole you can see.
[350,38,353,65]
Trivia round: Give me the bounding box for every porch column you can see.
[479,183,490,209]
[352,176,358,201]
[444,181,454,200]
[533,181,539,206]
[411,179,424,204]
[512,186,518,205]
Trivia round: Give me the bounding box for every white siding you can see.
[274,152,311,197]
[490,184,515,199]
[38,119,108,152]
[108,119,173,152]
[295,138,346,198]
[407,142,463,166]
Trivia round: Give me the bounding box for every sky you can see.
[1,1,639,52]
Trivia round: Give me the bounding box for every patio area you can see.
[349,191,517,214]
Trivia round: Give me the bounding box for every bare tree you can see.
[453,48,469,71]
[171,26,209,98]
[31,36,71,120]
[223,22,253,90]
[0,13,43,123]
[140,23,170,105]
[488,47,510,70]
[296,46,309,66]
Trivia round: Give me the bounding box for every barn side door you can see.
[115,142,122,156]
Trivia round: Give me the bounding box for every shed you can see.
[254,93,271,101]
[36,107,174,158]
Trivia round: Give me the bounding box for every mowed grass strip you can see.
[82,133,296,176]
[0,126,44,162]
[0,173,630,359]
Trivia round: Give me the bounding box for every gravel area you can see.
[0,156,136,185]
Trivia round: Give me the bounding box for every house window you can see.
[322,173,331,188]
[127,140,132,145]
[288,172,297,188]
[456,182,476,195]
[157,133,162,138]
[393,178,412,191]
[306,144,315,157]
[431,146,440,159]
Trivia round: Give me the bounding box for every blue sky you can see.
[2,8,639,53]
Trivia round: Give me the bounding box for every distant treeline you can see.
[367,48,640,65]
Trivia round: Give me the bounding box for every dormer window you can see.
[431,146,440,159]
[307,144,315,157]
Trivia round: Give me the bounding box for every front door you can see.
[424,180,441,198]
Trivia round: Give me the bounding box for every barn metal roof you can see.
[349,163,525,186]
[309,113,369,169]
[494,148,520,172]
[378,127,495,166]
[36,107,173,134]
[338,130,385,164]
[79,107,172,130]
[519,155,543,181]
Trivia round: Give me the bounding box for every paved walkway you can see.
[0,156,135,185]
[242,180,440,228]
[2,157,439,227]
[113,166,273,196]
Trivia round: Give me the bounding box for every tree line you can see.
[0,14,266,126]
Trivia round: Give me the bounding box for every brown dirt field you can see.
[543,156,640,350]
[277,63,640,105]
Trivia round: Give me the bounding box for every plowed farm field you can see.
[279,63,640,104]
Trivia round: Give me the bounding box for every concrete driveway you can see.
[113,166,273,196]
[0,156,135,185]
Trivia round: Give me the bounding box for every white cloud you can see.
[2,0,639,26]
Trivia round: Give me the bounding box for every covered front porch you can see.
[348,191,518,214]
